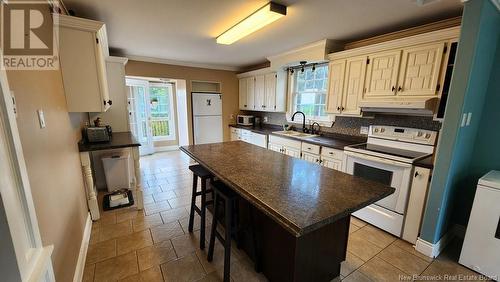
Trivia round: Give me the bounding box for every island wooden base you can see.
[236,197,350,282]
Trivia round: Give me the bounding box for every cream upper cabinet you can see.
[239,78,248,110]
[326,59,346,114]
[238,71,285,112]
[264,73,277,110]
[275,70,287,112]
[246,77,255,110]
[58,15,111,112]
[397,42,445,97]
[254,75,265,111]
[342,56,367,116]
[364,50,401,98]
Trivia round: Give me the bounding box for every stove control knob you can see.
[417,131,423,137]
[425,133,431,139]
[380,128,385,133]
[374,128,379,133]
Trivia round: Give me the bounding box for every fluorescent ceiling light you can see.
[216,2,287,45]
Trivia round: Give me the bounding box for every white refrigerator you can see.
[192,92,223,144]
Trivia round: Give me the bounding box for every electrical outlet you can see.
[360,126,369,135]
[37,109,46,128]
[263,116,268,123]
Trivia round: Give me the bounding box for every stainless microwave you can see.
[237,115,254,126]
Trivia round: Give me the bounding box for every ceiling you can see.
[62,0,463,70]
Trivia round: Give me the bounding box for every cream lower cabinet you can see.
[321,147,345,172]
[230,127,241,141]
[301,142,321,164]
[321,156,343,171]
[268,136,345,171]
[268,135,301,157]
[230,127,267,148]
[302,152,321,164]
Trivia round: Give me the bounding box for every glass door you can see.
[126,78,154,155]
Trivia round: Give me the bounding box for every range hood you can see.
[359,98,439,116]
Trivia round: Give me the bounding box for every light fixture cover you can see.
[216,2,287,45]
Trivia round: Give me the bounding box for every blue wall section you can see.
[420,0,500,244]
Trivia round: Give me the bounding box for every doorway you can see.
[126,77,188,155]
[126,78,177,155]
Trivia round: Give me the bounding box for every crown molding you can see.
[124,54,239,71]
[106,56,128,65]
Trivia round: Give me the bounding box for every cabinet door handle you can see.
[341,107,345,111]
[244,104,247,107]
[337,106,340,111]
[329,152,333,155]
[392,86,395,91]
[103,100,106,106]
[398,86,403,92]
[107,100,113,106]
[415,171,419,177]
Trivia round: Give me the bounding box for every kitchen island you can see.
[180,141,394,281]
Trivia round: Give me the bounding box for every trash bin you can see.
[102,154,130,192]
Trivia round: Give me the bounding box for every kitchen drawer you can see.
[241,129,252,136]
[321,147,344,160]
[301,142,320,155]
[230,127,240,134]
[269,135,301,150]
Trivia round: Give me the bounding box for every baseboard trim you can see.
[73,213,92,282]
[154,145,179,152]
[415,224,465,258]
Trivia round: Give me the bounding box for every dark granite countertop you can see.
[415,155,434,169]
[78,132,140,152]
[180,141,394,237]
[229,124,366,150]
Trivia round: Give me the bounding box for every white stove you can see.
[344,125,438,237]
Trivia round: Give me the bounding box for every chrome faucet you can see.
[291,111,307,133]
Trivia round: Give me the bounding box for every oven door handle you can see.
[345,151,412,168]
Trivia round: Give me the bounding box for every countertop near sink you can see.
[229,124,366,150]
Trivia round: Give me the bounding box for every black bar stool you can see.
[207,180,239,282]
[188,164,213,249]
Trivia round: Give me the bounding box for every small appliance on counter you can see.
[254,117,262,127]
[84,126,111,143]
[237,115,254,126]
[84,117,113,143]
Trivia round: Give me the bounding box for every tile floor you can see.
[83,150,485,282]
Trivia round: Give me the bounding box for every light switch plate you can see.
[461,113,467,127]
[263,116,268,123]
[466,112,472,126]
[360,126,369,135]
[37,109,46,128]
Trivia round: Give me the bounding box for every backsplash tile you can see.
[240,111,442,138]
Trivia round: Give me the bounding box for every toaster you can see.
[85,127,110,143]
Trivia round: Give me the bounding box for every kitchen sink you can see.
[272,131,318,139]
